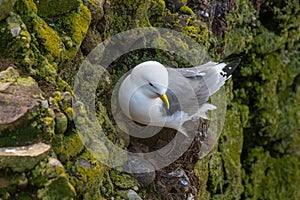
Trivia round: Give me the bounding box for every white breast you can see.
[118,75,166,126]
[128,87,167,126]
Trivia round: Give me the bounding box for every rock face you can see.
[0,0,17,21]
[0,142,51,172]
[0,67,41,125]
[0,67,44,147]
[0,0,299,199]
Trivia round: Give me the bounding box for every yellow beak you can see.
[159,93,170,109]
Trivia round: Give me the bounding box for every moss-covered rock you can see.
[30,157,76,199]
[99,0,151,36]
[37,176,76,199]
[0,67,44,146]
[165,0,187,11]
[179,5,194,15]
[0,0,17,21]
[0,12,32,63]
[0,171,29,199]
[66,150,105,199]
[57,131,85,162]
[82,0,104,25]
[52,2,91,61]
[36,0,81,17]
[0,0,91,95]
[0,143,51,172]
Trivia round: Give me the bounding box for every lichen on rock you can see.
[0,66,44,146]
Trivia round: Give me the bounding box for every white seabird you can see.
[117,60,240,137]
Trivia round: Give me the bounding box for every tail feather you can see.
[206,58,240,95]
[221,58,241,78]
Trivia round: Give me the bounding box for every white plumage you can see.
[118,60,239,137]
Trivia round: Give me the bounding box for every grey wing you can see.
[166,61,229,116]
[174,61,230,97]
[164,60,239,127]
[174,61,219,77]
[166,68,208,116]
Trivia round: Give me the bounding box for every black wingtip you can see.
[222,58,241,78]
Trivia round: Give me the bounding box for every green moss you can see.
[37,176,76,199]
[11,0,63,83]
[101,0,151,36]
[31,16,65,61]
[58,92,73,112]
[64,107,74,122]
[67,3,91,45]
[252,26,288,54]
[98,170,139,199]
[36,0,81,17]
[0,12,32,60]
[239,48,300,200]
[67,150,105,199]
[179,5,194,15]
[109,170,138,189]
[223,26,253,56]
[58,132,84,162]
[54,112,68,135]
[54,3,91,61]
[0,171,28,198]
[194,155,210,199]
[51,134,64,154]
[44,117,55,132]
[223,1,300,198]
[14,192,34,200]
[0,0,17,21]
[146,0,166,26]
[19,0,38,14]
[194,2,299,199]
[11,0,90,95]
[182,24,209,42]
[243,148,300,199]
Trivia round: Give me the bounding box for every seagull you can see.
[117,60,240,137]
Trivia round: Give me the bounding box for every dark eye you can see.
[149,82,154,87]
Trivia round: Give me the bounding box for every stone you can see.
[0,67,41,125]
[127,189,142,200]
[0,67,44,146]
[37,176,76,199]
[0,142,51,172]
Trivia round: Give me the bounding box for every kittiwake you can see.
[117,60,240,137]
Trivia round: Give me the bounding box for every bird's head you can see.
[130,61,170,109]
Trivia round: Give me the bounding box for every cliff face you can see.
[0,0,299,199]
